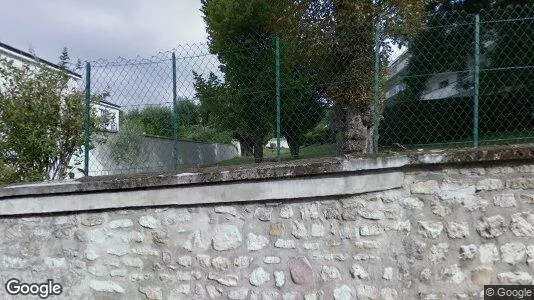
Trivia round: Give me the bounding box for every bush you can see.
[180,125,233,144]
[108,119,145,166]
[0,160,19,185]
[0,51,104,182]
[303,125,335,146]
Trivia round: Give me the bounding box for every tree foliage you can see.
[199,0,281,161]
[198,0,332,160]
[120,99,202,138]
[125,106,173,137]
[383,1,533,146]
[198,0,428,158]
[0,49,103,183]
[288,0,427,154]
[480,3,534,96]
[108,118,145,167]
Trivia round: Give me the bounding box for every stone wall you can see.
[0,161,533,299]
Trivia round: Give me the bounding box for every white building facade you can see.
[386,50,473,104]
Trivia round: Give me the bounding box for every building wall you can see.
[94,103,121,132]
[385,51,473,102]
[422,73,460,100]
[0,159,533,299]
[265,138,289,149]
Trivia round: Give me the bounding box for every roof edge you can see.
[0,41,82,79]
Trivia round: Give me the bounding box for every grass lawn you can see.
[379,130,534,151]
[214,143,337,166]
[213,130,533,167]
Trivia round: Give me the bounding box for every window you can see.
[439,80,449,89]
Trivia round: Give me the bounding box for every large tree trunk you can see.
[286,135,300,159]
[240,138,254,156]
[253,135,264,163]
[334,104,373,155]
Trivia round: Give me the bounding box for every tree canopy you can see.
[198,0,331,160]
[382,1,534,147]
[197,0,429,158]
[400,0,533,100]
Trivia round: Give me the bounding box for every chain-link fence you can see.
[381,6,534,150]
[81,6,534,177]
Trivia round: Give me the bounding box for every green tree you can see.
[481,4,534,94]
[108,118,145,167]
[291,0,427,154]
[399,8,474,101]
[200,0,281,162]
[276,20,329,158]
[198,0,328,160]
[399,0,530,100]
[194,70,264,155]
[280,69,327,158]
[193,72,222,128]
[0,49,103,183]
[178,99,202,127]
[401,0,532,97]
[58,47,70,69]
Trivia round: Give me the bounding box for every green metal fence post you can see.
[372,18,381,154]
[172,52,179,171]
[275,36,282,163]
[83,62,91,177]
[473,14,481,148]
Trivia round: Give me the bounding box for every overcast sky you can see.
[1,2,404,108]
[0,1,208,64]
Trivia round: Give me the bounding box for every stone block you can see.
[288,256,314,284]
[411,180,440,194]
[480,243,500,264]
[139,215,159,229]
[446,222,469,239]
[249,267,270,286]
[501,242,526,265]
[212,225,242,251]
[476,179,503,191]
[418,221,444,239]
[510,212,534,237]
[476,215,507,239]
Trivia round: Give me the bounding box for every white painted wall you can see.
[93,102,120,132]
[0,46,81,90]
[265,137,289,149]
[422,72,459,100]
[386,51,473,101]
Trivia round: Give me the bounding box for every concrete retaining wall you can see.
[1,147,533,299]
[84,133,240,177]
